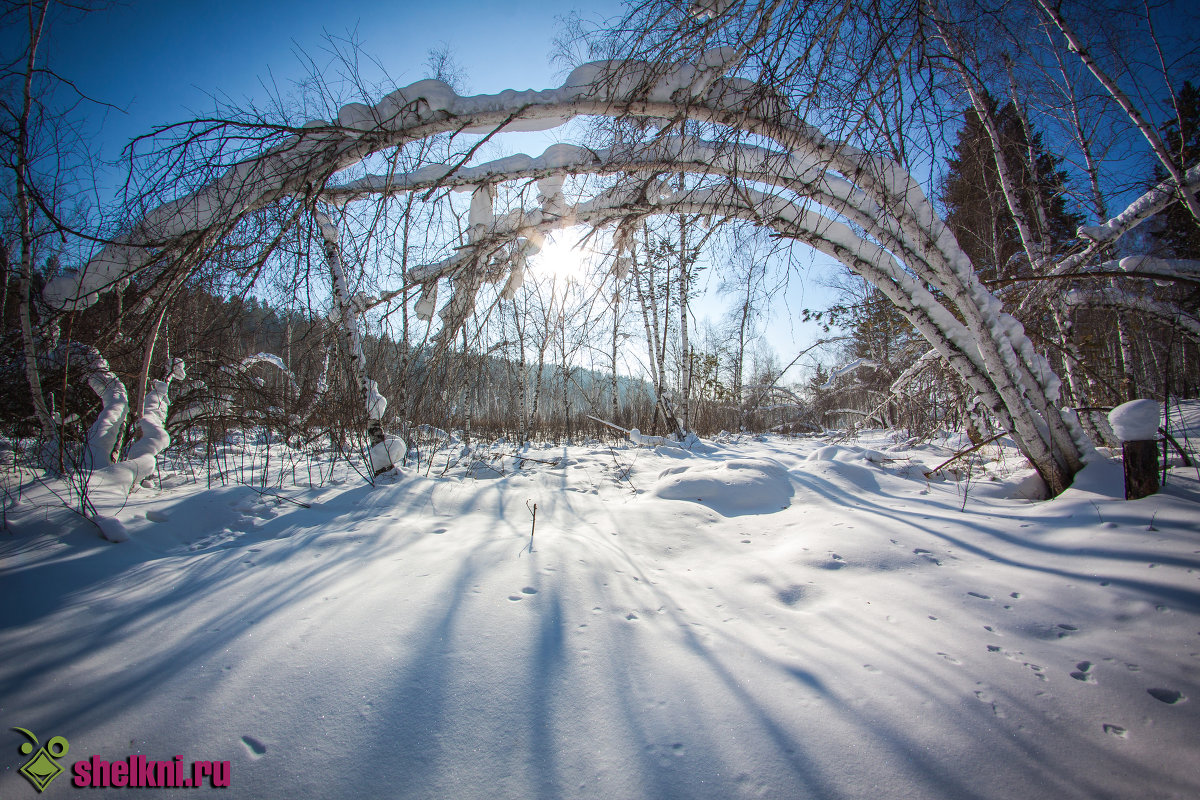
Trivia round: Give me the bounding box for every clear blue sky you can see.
[43,0,621,164]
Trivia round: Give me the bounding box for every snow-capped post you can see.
[1108,399,1161,500]
[314,210,400,476]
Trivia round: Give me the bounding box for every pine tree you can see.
[940,96,1081,279]
[1151,81,1200,258]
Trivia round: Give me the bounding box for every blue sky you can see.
[43,0,620,164]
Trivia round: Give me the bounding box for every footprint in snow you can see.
[913,548,942,566]
[521,586,538,595]
[776,586,807,606]
[241,736,267,758]
[1102,724,1128,738]
[967,591,991,600]
[1147,688,1186,704]
[973,690,1005,717]
[1070,661,1095,683]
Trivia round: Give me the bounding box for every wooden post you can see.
[1122,440,1159,501]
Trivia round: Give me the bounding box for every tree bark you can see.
[16,0,55,447]
[316,212,391,474]
[1122,439,1159,500]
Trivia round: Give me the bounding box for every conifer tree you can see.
[1151,81,1200,259]
[940,96,1081,279]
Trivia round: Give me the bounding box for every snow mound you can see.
[1108,399,1161,441]
[93,515,129,543]
[808,445,843,461]
[651,457,793,515]
[369,435,407,473]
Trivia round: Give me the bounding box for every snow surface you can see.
[3,431,1200,799]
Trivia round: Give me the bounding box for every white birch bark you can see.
[315,211,395,475]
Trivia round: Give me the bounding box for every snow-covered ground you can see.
[2,430,1199,798]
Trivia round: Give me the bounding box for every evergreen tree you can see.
[940,95,1082,278]
[1151,81,1200,258]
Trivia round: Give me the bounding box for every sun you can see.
[531,231,592,284]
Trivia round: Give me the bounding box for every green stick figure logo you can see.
[12,728,69,793]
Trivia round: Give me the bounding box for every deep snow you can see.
[2,430,1199,799]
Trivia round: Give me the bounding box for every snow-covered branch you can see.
[818,358,881,390]
[1063,289,1200,342]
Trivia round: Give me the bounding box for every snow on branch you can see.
[818,358,880,390]
[238,352,301,397]
[1050,163,1200,279]
[37,46,863,315]
[1064,288,1200,341]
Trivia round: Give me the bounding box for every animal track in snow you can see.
[1070,661,1095,682]
[913,548,942,566]
[508,586,539,601]
[974,689,1006,717]
[1024,663,1047,681]
[1147,688,1186,704]
[241,736,267,757]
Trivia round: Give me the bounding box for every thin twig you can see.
[924,432,1007,478]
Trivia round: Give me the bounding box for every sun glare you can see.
[532,232,592,284]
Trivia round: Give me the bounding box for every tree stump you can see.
[1122,440,1160,501]
[1108,399,1162,501]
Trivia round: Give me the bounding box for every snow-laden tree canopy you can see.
[47,45,1186,494]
